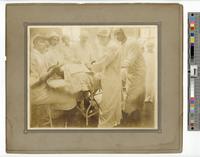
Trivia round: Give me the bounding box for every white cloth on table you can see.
[57,63,93,94]
[45,45,93,94]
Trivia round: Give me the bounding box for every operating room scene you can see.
[29,26,158,129]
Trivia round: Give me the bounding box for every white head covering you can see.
[32,34,47,47]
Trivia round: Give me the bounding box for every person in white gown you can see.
[30,35,77,123]
[74,30,95,65]
[46,32,71,66]
[91,29,122,128]
[114,29,146,124]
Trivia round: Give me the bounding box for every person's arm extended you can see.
[91,45,119,72]
[31,65,62,88]
[31,71,52,88]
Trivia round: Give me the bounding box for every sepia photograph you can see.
[27,25,158,129]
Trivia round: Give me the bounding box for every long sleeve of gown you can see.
[91,45,118,73]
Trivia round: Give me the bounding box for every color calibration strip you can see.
[188,13,200,131]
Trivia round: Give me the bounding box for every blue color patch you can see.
[189,16,195,22]
[191,32,195,36]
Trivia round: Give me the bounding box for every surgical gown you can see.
[30,49,76,110]
[92,41,122,128]
[122,42,146,114]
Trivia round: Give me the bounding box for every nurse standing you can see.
[91,29,122,128]
[113,29,146,125]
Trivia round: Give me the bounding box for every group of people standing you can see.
[30,27,155,128]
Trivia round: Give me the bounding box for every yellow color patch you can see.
[190,23,195,27]
[190,37,195,43]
